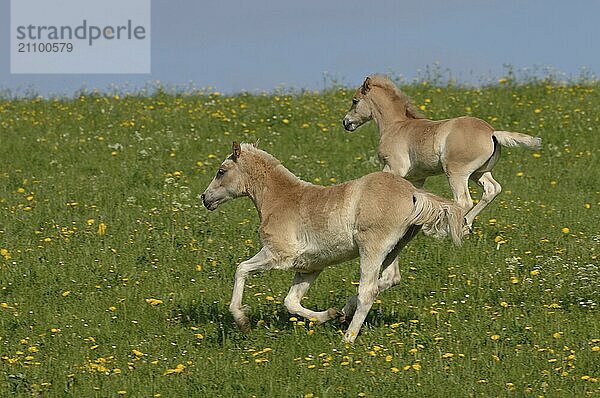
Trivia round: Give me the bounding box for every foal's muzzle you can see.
[200,193,210,209]
[343,117,357,132]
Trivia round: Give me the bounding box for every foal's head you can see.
[201,142,246,211]
[343,75,424,131]
[342,76,375,131]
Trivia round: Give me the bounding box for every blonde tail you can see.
[493,130,542,150]
[409,192,463,246]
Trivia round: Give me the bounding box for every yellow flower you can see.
[510,276,520,284]
[530,269,540,276]
[282,118,290,124]
[97,223,107,236]
[561,227,570,234]
[132,349,144,357]
[490,334,500,341]
[411,363,421,371]
[534,108,542,113]
[145,298,163,306]
[164,363,185,375]
[62,291,71,297]
[87,218,95,226]
[0,248,10,260]
[552,332,563,339]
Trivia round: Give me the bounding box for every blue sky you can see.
[1,0,598,96]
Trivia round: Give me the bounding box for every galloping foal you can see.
[201,142,463,343]
[343,75,542,231]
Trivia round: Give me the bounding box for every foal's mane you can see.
[240,143,281,168]
[368,75,425,119]
[240,143,305,183]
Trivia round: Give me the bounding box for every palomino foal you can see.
[201,142,463,343]
[343,75,542,230]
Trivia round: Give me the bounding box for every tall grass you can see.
[0,80,598,397]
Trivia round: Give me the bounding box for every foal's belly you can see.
[291,234,358,272]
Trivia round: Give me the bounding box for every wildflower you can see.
[534,108,542,113]
[0,249,10,260]
[411,363,421,371]
[490,334,500,341]
[97,223,107,236]
[282,119,290,124]
[391,367,400,373]
[145,298,163,306]
[61,291,71,297]
[510,276,519,284]
[87,219,95,226]
[132,350,144,357]
[163,363,185,375]
[552,332,563,339]
[195,264,202,272]
[561,227,570,234]
[194,333,204,340]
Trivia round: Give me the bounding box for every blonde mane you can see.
[238,143,303,185]
[368,75,425,119]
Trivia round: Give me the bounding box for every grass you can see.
[0,79,599,397]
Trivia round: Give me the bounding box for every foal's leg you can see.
[343,249,385,343]
[464,171,502,227]
[341,258,398,323]
[229,248,276,332]
[284,271,339,324]
[447,173,474,213]
[341,226,420,321]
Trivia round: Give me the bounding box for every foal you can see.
[201,142,463,343]
[343,75,542,230]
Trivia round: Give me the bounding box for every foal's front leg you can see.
[229,248,275,332]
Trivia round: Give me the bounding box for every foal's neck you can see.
[370,89,410,133]
[244,161,302,217]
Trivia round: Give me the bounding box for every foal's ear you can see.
[232,141,241,161]
[361,76,372,94]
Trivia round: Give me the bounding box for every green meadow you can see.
[0,78,598,397]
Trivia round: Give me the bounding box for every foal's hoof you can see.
[234,316,251,333]
[462,219,473,237]
[326,307,343,322]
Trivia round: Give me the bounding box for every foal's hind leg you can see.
[464,171,502,227]
[284,271,339,324]
[447,173,475,235]
[341,226,420,322]
[343,247,386,343]
[341,258,399,323]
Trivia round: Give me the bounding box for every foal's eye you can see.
[216,168,226,177]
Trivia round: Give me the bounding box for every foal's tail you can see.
[493,130,542,150]
[409,192,463,246]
